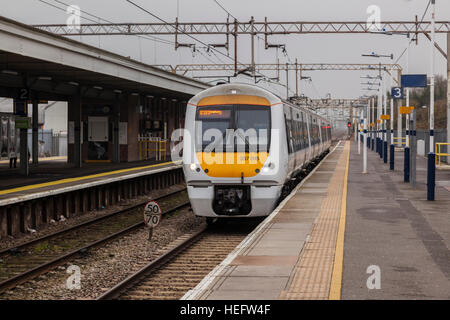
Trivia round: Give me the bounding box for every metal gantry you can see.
[154,63,403,74]
[33,20,450,36]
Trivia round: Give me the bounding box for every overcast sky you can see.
[1,0,449,99]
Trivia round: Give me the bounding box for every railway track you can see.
[97,149,333,300]
[0,187,189,295]
[97,221,258,300]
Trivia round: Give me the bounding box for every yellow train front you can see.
[182,83,331,219]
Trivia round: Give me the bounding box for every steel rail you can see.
[96,226,207,300]
[0,193,190,294]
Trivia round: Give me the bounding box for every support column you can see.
[446,33,450,163]
[121,94,139,162]
[69,94,82,168]
[113,98,120,163]
[32,101,38,165]
[19,120,29,176]
[397,70,403,146]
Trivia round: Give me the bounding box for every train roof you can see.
[188,82,330,124]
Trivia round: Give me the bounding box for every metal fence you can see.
[26,129,67,157]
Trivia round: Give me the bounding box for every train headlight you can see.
[189,163,201,172]
[262,162,275,173]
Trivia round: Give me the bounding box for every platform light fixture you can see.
[38,76,52,81]
[93,86,103,90]
[68,81,79,86]
[1,70,18,75]
[114,89,122,94]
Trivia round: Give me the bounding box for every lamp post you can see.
[427,0,436,201]
[361,54,393,161]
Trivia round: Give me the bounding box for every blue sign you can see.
[391,87,404,99]
[401,74,427,88]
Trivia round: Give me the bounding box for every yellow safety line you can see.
[0,161,174,196]
[328,141,350,300]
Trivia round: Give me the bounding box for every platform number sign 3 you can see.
[391,87,404,99]
[143,201,162,228]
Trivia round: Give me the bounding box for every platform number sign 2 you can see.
[391,87,404,99]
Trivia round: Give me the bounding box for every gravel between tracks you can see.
[0,185,185,251]
[0,197,204,300]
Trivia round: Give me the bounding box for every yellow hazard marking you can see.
[380,114,390,120]
[376,120,381,124]
[0,161,175,196]
[328,141,350,300]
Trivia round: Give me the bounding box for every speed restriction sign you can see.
[143,201,162,228]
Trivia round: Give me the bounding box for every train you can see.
[182,83,332,221]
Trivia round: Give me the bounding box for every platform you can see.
[183,139,450,300]
[0,160,181,206]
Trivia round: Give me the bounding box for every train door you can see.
[299,111,307,167]
[305,113,312,161]
[284,105,295,177]
[318,119,323,153]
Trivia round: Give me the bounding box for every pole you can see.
[285,63,289,99]
[412,108,417,189]
[295,58,299,96]
[234,19,238,75]
[363,104,368,173]
[383,74,388,163]
[372,97,375,150]
[32,101,38,165]
[397,70,403,147]
[367,98,370,148]
[250,16,255,78]
[404,42,411,183]
[358,108,361,155]
[447,32,450,164]
[390,74,395,170]
[406,40,410,149]
[378,86,382,157]
[427,0,436,201]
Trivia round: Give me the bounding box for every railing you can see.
[393,137,406,147]
[435,143,450,166]
[138,136,168,161]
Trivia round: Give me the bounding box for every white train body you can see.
[182,83,331,218]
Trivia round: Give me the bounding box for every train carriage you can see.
[182,83,331,219]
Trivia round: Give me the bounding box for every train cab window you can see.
[196,106,232,151]
[196,104,271,152]
[235,105,271,152]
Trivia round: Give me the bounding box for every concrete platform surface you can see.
[0,160,180,206]
[183,141,350,300]
[342,139,450,299]
[183,138,450,300]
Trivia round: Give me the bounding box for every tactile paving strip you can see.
[279,141,350,300]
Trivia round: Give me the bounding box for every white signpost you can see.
[143,200,162,240]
